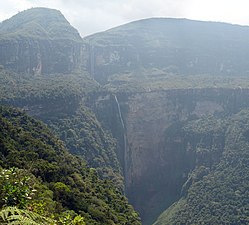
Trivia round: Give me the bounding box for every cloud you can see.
[59,0,195,36]
[0,0,31,21]
[118,0,189,20]
[184,0,249,25]
[1,0,249,37]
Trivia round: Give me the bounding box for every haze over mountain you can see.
[85,18,249,84]
[1,7,249,225]
[2,0,249,37]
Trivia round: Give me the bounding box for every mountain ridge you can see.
[86,17,249,38]
[0,8,84,75]
[0,7,81,41]
[84,15,249,83]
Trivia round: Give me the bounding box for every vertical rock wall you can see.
[120,88,249,224]
[0,39,85,74]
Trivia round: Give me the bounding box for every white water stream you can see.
[114,95,128,187]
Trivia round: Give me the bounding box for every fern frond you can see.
[8,214,40,225]
[0,206,54,225]
[0,206,16,221]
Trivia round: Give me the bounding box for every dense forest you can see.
[0,106,140,224]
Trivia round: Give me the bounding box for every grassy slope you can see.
[105,71,249,93]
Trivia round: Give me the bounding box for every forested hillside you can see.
[0,7,81,41]
[154,111,249,224]
[0,105,141,224]
[0,67,123,186]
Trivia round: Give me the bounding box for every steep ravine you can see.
[90,88,249,225]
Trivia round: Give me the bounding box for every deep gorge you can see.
[88,88,249,224]
[2,7,249,224]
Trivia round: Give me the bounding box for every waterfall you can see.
[114,95,125,130]
[114,95,127,187]
[90,45,95,78]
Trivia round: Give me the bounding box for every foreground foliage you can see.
[0,206,55,225]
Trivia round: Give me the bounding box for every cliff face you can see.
[100,88,249,225]
[0,39,85,74]
[85,18,249,84]
[153,108,249,225]
[0,8,85,75]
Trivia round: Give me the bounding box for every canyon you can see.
[2,8,249,224]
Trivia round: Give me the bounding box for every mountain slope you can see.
[0,68,123,187]
[84,18,249,83]
[0,7,81,41]
[154,110,249,224]
[0,8,84,74]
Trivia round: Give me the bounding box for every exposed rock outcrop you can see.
[0,39,85,74]
[85,18,249,84]
[122,88,249,224]
[0,8,85,74]
[90,88,249,224]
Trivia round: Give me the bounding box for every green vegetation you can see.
[0,105,141,224]
[48,104,124,189]
[154,111,249,224]
[85,18,249,84]
[0,7,81,41]
[0,168,85,224]
[0,68,122,186]
[0,68,99,102]
[0,168,37,209]
[0,206,55,225]
[106,69,249,93]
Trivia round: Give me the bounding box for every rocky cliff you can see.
[90,88,249,224]
[0,8,85,74]
[153,108,249,224]
[126,88,249,223]
[85,18,249,84]
[83,20,249,223]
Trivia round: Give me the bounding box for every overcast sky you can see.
[0,0,249,37]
